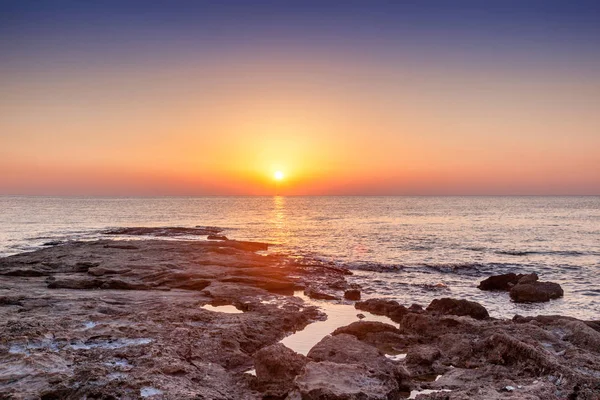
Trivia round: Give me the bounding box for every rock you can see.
[100,279,151,290]
[408,304,424,312]
[477,273,524,291]
[357,313,365,319]
[207,234,228,240]
[405,345,441,375]
[304,286,339,300]
[406,345,441,367]
[47,277,103,290]
[426,298,489,320]
[87,267,130,276]
[103,226,222,236]
[518,273,539,284]
[308,334,383,368]
[0,237,349,399]
[254,343,307,397]
[333,321,401,340]
[307,334,409,389]
[509,281,564,303]
[355,298,408,322]
[293,361,401,400]
[344,289,361,300]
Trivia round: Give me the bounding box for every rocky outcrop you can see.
[479,272,564,303]
[510,281,564,303]
[0,237,349,399]
[426,298,489,320]
[343,289,361,300]
[478,272,524,290]
[2,236,599,399]
[254,343,307,397]
[355,298,408,322]
[291,361,402,400]
[405,345,442,375]
[333,321,402,340]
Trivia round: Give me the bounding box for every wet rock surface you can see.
[253,343,308,398]
[510,281,564,303]
[355,298,408,322]
[1,238,598,399]
[478,272,524,291]
[426,298,489,320]
[479,272,564,303]
[0,239,346,399]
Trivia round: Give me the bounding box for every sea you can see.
[1,196,599,320]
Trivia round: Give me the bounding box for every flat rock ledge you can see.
[0,238,355,399]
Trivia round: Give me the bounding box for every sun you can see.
[274,170,284,181]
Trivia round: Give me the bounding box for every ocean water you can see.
[1,196,599,319]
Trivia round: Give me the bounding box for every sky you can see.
[1,0,599,195]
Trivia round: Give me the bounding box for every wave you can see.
[342,260,529,275]
[495,250,594,257]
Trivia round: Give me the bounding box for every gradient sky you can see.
[1,0,599,195]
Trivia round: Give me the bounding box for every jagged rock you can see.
[308,334,410,388]
[254,343,307,397]
[509,281,564,303]
[405,345,442,375]
[308,334,382,367]
[478,273,524,291]
[426,298,489,320]
[292,361,401,400]
[355,298,408,322]
[344,289,361,300]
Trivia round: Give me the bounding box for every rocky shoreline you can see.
[1,230,599,399]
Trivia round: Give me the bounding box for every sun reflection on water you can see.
[269,195,289,246]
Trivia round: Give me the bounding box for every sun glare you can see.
[274,171,284,181]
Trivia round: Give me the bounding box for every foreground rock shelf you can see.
[1,236,599,399]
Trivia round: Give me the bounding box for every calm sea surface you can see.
[1,196,599,319]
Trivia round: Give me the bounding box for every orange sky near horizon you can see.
[2,45,599,195]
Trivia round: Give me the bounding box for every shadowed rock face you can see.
[253,343,308,398]
[426,298,489,320]
[479,272,564,304]
[355,298,408,322]
[0,238,352,399]
[478,272,524,291]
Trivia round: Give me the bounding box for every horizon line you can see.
[2,194,599,198]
